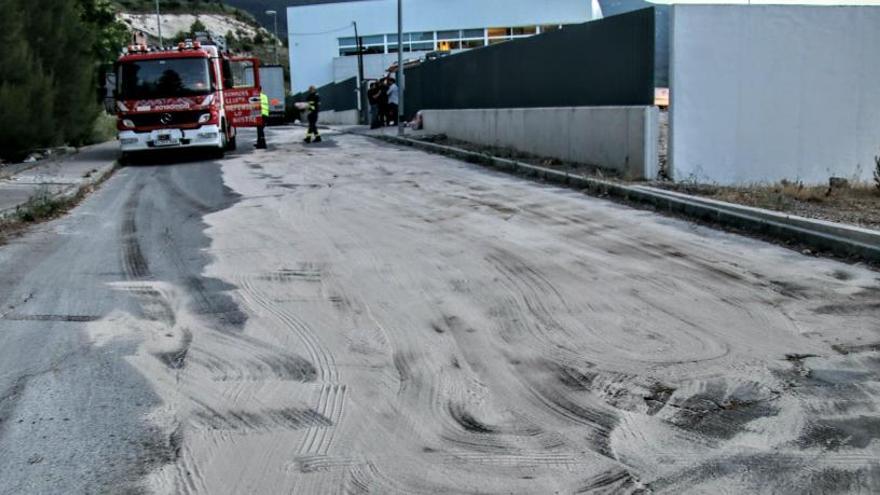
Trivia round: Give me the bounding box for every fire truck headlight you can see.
[198,113,212,124]
[122,119,135,128]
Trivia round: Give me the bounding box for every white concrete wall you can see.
[670,5,880,185]
[318,109,359,125]
[422,107,658,179]
[288,0,591,92]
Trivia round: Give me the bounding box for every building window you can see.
[362,45,384,55]
[337,24,544,58]
[487,27,510,39]
[485,25,542,46]
[437,40,461,51]
[410,31,434,51]
[437,30,460,41]
[387,33,410,53]
[387,32,434,53]
[361,35,384,45]
[338,34,388,56]
[410,42,434,51]
[361,34,385,54]
[410,31,433,42]
[539,24,562,34]
[462,28,484,39]
[434,28,487,52]
[461,39,485,49]
[511,26,537,37]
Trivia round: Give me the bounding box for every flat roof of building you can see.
[289,0,370,6]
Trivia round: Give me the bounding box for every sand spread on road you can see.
[87,128,880,494]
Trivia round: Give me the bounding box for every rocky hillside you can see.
[112,1,290,84]
[222,0,290,34]
[118,12,269,42]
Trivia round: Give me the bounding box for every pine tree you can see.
[0,0,57,160]
[0,0,129,159]
[190,19,207,36]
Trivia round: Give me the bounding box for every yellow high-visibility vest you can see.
[260,93,270,117]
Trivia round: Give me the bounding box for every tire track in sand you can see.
[120,181,151,280]
[235,275,346,460]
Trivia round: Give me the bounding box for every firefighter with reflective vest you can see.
[304,85,321,144]
[256,92,269,149]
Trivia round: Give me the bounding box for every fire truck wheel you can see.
[225,124,237,151]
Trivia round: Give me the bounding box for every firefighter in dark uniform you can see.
[304,85,321,144]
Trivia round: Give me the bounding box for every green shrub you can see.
[87,113,118,145]
[15,189,64,223]
[874,155,880,192]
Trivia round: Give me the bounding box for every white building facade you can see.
[287,0,595,93]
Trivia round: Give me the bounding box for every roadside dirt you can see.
[653,181,880,231]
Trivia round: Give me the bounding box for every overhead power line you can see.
[288,24,354,36]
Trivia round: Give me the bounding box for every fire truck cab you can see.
[115,38,262,157]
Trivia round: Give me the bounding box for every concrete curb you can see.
[363,131,880,263]
[0,161,119,221]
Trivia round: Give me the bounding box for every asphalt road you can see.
[0,127,878,494]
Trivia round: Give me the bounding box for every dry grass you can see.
[874,155,880,192]
[0,163,117,245]
[662,179,880,230]
[13,188,68,222]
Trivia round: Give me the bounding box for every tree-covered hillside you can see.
[0,0,129,161]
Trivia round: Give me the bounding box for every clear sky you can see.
[647,0,880,4]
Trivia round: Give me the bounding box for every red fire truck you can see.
[115,37,262,158]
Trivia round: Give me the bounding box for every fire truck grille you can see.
[129,110,204,128]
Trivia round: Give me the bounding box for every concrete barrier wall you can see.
[670,5,880,185]
[421,106,658,179]
[318,109,359,126]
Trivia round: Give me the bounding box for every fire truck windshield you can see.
[118,57,212,100]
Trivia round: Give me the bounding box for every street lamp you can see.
[396,0,404,136]
[265,10,279,65]
[155,0,163,47]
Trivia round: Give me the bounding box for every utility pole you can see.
[353,21,366,125]
[155,0,163,47]
[266,10,279,65]
[396,0,404,136]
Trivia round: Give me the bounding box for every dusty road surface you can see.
[1,127,879,494]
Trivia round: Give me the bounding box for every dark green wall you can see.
[403,8,655,118]
[599,0,669,87]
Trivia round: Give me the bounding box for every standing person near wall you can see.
[377,78,389,127]
[368,81,382,129]
[386,77,400,126]
[304,85,322,144]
